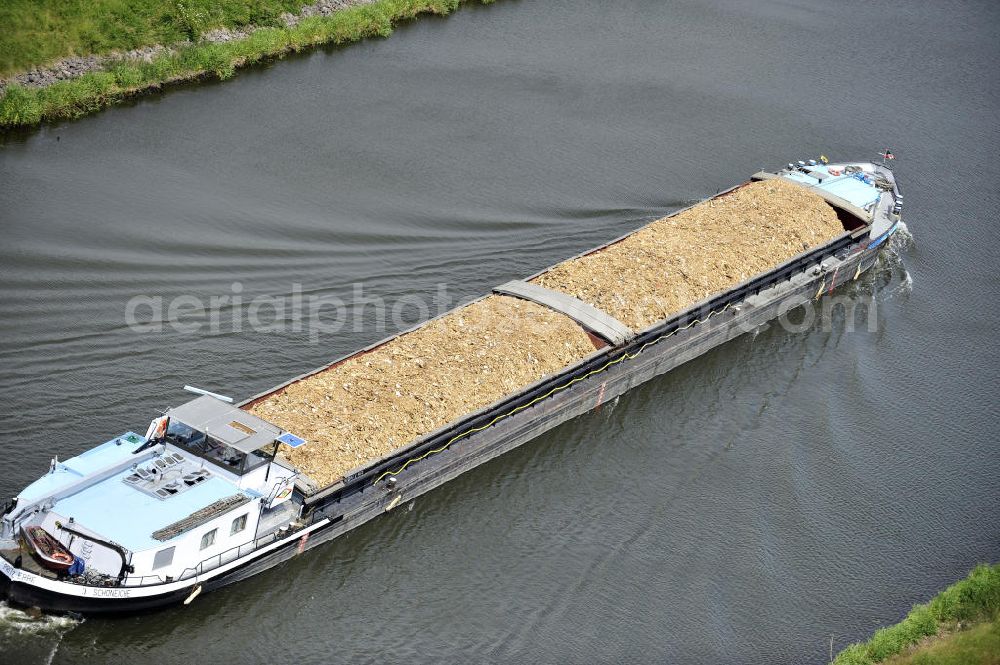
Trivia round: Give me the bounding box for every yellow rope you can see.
[371,301,735,485]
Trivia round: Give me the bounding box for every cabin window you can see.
[200,528,217,550]
[165,420,270,476]
[231,514,248,535]
[153,546,175,570]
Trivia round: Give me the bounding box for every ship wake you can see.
[0,601,81,665]
[0,600,80,636]
[864,221,915,301]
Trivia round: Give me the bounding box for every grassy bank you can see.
[0,0,317,77]
[885,620,999,665]
[0,0,494,130]
[833,563,1000,665]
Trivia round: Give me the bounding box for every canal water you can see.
[1,1,997,662]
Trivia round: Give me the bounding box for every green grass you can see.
[833,563,1000,665]
[885,620,1000,665]
[0,0,316,77]
[0,0,496,129]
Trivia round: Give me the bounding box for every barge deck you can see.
[0,157,904,614]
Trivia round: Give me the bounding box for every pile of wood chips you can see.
[531,178,846,330]
[247,178,847,488]
[246,295,596,487]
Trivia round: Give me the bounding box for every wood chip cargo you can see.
[245,178,854,490]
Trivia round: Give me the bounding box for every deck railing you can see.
[120,528,289,587]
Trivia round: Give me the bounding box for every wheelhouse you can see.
[163,395,284,480]
[0,395,306,590]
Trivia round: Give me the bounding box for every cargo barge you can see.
[1,158,904,614]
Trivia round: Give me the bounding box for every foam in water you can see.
[879,221,915,299]
[0,600,80,636]
[852,221,915,302]
[0,601,81,665]
[889,220,914,250]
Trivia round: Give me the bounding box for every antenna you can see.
[183,385,234,403]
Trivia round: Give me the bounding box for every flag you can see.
[144,415,169,441]
[267,479,295,509]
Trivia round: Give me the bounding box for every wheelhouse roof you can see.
[166,395,283,454]
[53,467,248,550]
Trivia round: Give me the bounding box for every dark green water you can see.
[0,1,997,663]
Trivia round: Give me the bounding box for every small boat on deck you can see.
[21,525,74,572]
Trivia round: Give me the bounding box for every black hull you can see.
[298,235,887,539]
[1,529,316,615]
[4,580,191,615]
